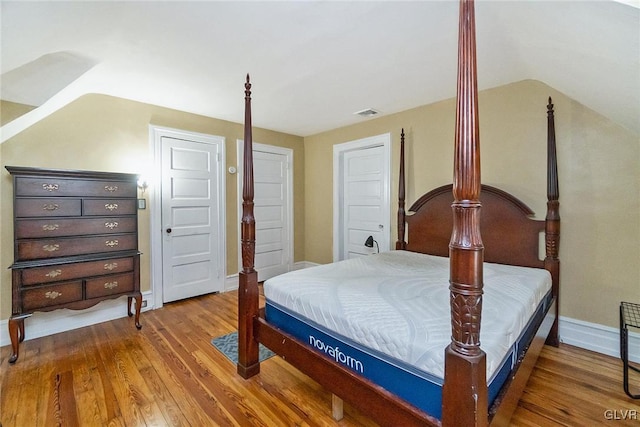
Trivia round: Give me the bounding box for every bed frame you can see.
[237,1,560,425]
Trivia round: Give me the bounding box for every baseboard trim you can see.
[559,316,639,363]
[225,273,239,292]
[293,261,320,270]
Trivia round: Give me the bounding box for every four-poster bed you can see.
[237,0,560,425]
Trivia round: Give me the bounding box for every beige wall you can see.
[0,100,37,126]
[304,79,639,329]
[0,94,305,320]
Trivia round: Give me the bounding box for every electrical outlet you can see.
[141,300,147,308]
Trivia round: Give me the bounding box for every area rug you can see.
[211,331,276,365]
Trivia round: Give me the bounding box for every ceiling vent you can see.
[354,108,380,117]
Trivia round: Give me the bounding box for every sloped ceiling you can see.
[1,0,638,139]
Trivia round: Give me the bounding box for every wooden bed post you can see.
[237,74,260,378]
[545,97,561,347]
[442,0,488,426]
[396,129,407,250]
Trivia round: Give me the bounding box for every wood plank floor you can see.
[1,291,639,426]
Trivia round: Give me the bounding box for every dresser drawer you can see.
[15,217,137,239]
[20,257,135,286]
[16,234,138,261]
[82,199,137,216]
[15,177,136,198]
[22,281,83,311]
[15,198,81,218]
[86,273,134,299]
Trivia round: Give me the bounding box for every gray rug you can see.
[211,331,276,364]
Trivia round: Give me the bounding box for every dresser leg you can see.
[134,295,142,329]
[128,295,143,330]
[8,318,22,364]
[18,319,25,343]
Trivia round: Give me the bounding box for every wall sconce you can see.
[364,235,379,253]
[137,178,149,195]
[137,178,149,210]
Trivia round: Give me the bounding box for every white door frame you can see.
[149,125,226,309]
[333,133,391,262]
[236,140,294,281]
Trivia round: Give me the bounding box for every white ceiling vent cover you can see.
[354,108,380,117]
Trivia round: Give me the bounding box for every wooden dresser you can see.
[6,166,142,363]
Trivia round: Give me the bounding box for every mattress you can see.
[263,250,552,418]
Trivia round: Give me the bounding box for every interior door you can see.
[254,150,292,281]
[238,142,293,282]
[333,133,391,261]
[342,145,387,259]
[161,136,224,302]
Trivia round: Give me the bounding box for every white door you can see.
[161,135,225,302]
[238,142,293,282]
[334,134,391,261]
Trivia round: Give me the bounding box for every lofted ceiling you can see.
[1,0,638,140]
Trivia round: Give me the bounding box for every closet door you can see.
[161,135,225,302]
[333,133,391,261]
[238,141,294,282]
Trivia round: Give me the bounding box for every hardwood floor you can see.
[1,291,638,426]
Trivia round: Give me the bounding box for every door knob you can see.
[166,228,172,234]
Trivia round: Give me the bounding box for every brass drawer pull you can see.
[104,281,119,290]
[105,203,119,211]
[104,221,119,230]
[42,183,59,192]
[105,240,119,248]
[46,269,62,278]
[104,185,118,193]
[45,291,62,299]
[104,262,118,271]
[43,204,59,211]
[42,224,59,231]
[43,244,60,252]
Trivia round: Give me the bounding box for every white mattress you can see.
[264,250,551,380]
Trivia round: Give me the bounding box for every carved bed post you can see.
[544,97,561,346]
[237,74,260,378]
[442,0,488,426]
[396,129,407,250]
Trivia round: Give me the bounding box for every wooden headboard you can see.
[396,98,559,271]
[404,184,545,268]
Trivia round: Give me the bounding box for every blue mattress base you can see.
[265,291,552,420]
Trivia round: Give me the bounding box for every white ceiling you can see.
[1,1,639,138]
